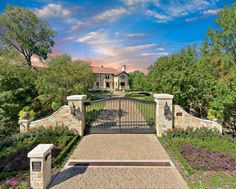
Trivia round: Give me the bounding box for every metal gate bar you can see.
[85,97,156,134]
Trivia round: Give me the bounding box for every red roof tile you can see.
[92,67,120,75]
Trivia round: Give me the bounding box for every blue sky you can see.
[0,0,235,72]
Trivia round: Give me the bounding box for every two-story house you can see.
[92,65,129,90]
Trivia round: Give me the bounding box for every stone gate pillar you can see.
[28,144,53,189]
[154,94,174,137]
[67,95,87,136]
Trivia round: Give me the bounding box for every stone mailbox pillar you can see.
[154,94,174,137]
[28,144,53,189]
[67,95,87,136]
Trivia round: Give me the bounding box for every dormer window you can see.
[120,74,126,79]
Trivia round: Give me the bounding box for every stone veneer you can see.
[29,106,79,130]
[154,94,174,137]
[174,105,222,133]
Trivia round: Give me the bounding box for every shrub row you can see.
[0,127,79,182]
[52,135,80,168]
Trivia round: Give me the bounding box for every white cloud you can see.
[203,9,221,15]
[185,17,198,22]
[141,52,155,56]
[141,51,168,57]
[77,30,105,44]
[127,33,146,38]
[157,52,169,56]
[122,0,160,6]
[125,43,156,51]
[74,29,160,71]
[71,8,128,31]
[157,48,165,51]
[77,29,119,46]
[184,0,210,12]
[146,0,213,23]
[94,8,128,23]
[145,10,170,23]
[36,3,71,18]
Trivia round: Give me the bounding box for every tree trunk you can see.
[26,58,32,67]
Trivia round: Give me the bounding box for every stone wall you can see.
[20,95,87,136]
[21,106,80,133]
[173,105,222,133]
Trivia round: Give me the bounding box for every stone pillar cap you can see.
[19,119,31,123]
[67,95,87,101]
[154,93,174,99]
[28,144,53,158]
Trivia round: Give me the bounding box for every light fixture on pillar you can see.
[164,102,170,116]
[70,102,80,117]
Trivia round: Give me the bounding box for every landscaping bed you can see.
[160,128,236,188]
[0,127,80,183]
[125,91,154,101]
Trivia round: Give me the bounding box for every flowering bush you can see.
[180,143,236,171]
[1,175,31,189]
[189,171,236,189]
[160,128,236,188]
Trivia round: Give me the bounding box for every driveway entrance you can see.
[49,134,189,189]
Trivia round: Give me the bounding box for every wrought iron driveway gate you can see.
[85,97,156,134]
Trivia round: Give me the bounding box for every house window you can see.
[96,75,100,79]
[96,82,99,87]
[120,74,126,79]
[105,75,110,79]
[106,82,110,88]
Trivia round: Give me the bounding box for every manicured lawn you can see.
[136,101,155,127]
[85,101,106,127]
[125,91,155,127]
[160,128,236,189]
[125,91,154,101]
[0,127,80,183]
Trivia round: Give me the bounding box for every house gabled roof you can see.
[92,66,120,75]
[117,71,129,76]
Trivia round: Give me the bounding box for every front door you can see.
[120,82,125,89]
[106,82,110,88]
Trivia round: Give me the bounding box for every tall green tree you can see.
[0,5,56,66]
[202,3,236,61]
[129,71,147,91]
[36,55,95,106]
[208,65,236,135]
[0,61,37,138]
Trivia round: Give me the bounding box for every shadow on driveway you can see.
[49,166,88,188]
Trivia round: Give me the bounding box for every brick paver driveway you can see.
[49,134,189,189]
